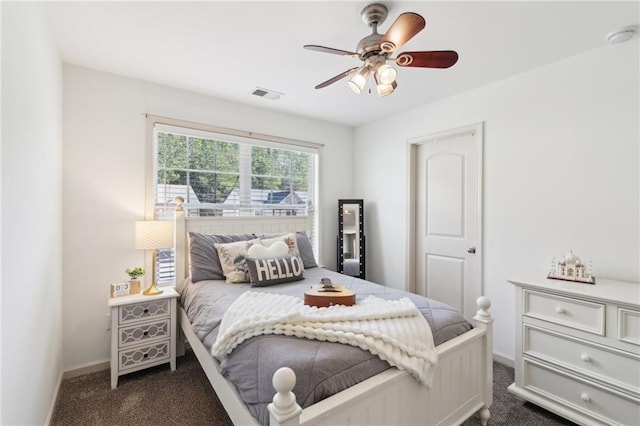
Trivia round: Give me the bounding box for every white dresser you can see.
[508,277,640,425]
[108,287,178,389]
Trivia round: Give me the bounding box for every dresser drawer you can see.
[524,325,640,395]
[118,318,170,348]
[523,290,605,335]
[524,359,640,426]
[619,307,640,346]
[118,299,170,325]
[118,340,171,371]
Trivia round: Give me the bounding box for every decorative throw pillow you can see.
[246,256,305,287]
[214,238,262,283]
[247,240,289,260]
[261,232,300,258]
[295,231,318,269]
[188,232,255,282]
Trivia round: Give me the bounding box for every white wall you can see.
[1,3,63,424]
[62,65,353,368]
[353,40,639,361]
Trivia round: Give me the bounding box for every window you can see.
[147,117,320,285]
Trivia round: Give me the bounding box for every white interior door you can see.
[413,124,482,320]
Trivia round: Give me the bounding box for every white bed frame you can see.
[173,203,494,426]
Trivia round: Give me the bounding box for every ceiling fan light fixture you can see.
[376,63,397,85]
[348,65,371,94]
[376,80,397,97]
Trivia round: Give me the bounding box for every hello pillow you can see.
[245,255,305,287]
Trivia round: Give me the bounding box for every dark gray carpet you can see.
[51,350,233,426]
[461,361,575,426]
[51,350,576,425]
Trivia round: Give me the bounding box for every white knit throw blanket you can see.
[211,291,438,386]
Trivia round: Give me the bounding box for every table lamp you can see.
[135,220,174,295]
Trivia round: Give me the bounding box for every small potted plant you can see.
[125,267,144,294]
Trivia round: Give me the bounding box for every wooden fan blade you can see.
[395,51,459,68]
[304,45,357,57]
[380,13,426,53]
[315,67,358,89]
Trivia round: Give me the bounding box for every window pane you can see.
[153,127,317,284]
[188,138,238,173]
[158,132,187,169]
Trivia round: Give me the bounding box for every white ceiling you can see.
[45,1,638,127]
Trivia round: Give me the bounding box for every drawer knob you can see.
[580,354,592,363]
[555,306,566,314]
[143,353,148,358]
[580,393,591,402]
[143,309,149,314]
[143,331,149,336]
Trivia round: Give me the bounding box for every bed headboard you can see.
[174,198,313,282]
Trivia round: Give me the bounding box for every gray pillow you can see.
[246,256,305,287]
[189,232,255,282]
[296,231,318,269]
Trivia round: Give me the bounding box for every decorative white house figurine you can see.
[549,250,595,284]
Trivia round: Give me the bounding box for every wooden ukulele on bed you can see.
[304,278,355,308]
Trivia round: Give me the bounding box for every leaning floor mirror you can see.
[337,199,365,279]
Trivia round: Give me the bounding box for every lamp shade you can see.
[135,221,174,250]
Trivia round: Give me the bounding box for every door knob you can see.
[467,247,476,254]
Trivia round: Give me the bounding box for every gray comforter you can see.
[178,267,472,426]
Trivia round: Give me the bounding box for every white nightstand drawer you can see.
[524,290,605,335]
[118,340,171,371]
[524,325,640,395]
[524,360,640,426]
[118,299,170,325]
[118,318,170,348]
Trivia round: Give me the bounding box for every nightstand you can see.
[108,287,178,389]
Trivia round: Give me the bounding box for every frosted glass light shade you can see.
[348,75,367,94]
[348,65,370,94]
[377,80,397,97]
[376,64,397,85]
[135,221,174,250]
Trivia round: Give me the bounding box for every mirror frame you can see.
[337,199,365,279]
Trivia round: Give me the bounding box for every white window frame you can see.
[144,114,322,285]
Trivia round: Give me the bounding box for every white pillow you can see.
[248,240,288,259]
[261,233,300,258]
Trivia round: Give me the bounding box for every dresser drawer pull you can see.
[580,353,592,362]
[555,306,566,314]
[580,393,591,402]
[143,331,148,336]
[143,308,149,314]
[143,353,148,358]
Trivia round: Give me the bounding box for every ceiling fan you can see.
[304,3,458,97]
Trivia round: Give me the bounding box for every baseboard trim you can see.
[493,352,514,368]
[62,359,110,380]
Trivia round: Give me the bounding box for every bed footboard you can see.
[268,296,494,426]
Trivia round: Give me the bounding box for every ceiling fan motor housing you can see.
[361,3,388,28]
[357,33,384,58]
[357,3,390,58]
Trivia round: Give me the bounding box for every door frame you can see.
[405,122,484,296]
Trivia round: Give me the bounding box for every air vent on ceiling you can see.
[252,87,284,101]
